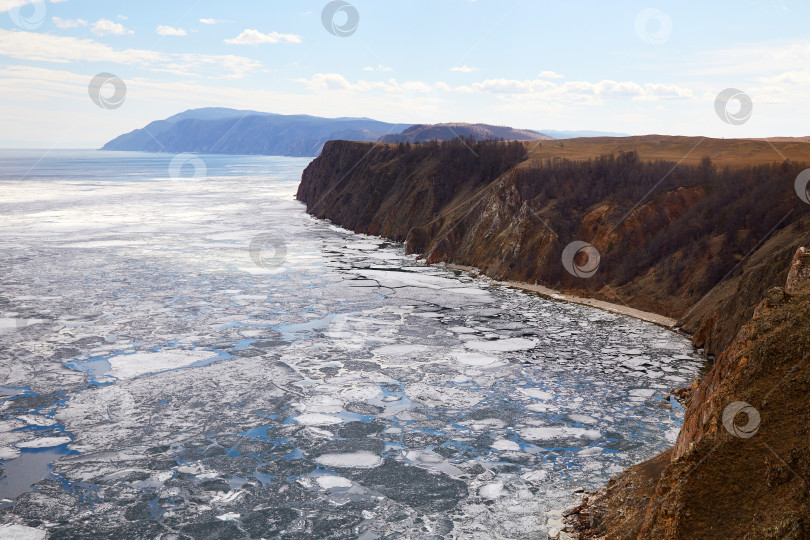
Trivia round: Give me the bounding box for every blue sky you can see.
[0,0,807,147]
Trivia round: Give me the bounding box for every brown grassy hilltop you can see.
[523,134,810,168]
[297,134,810,539]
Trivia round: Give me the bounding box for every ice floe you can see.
[16,437,71,449]
[316,451,383,469]
[465,337,537,351]
[107,350,218,379]
[0,524,47,540]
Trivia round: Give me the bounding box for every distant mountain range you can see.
[378,123,552,143]
[101,108,411,157]
[101,107,629,156]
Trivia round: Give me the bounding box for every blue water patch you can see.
[0,387,79,506]
[272,314,340,341]
[0,443,74,505]
[283,448,305,461]
[252,471,276,486]
[240,426,272,440]
[65,355,113,380]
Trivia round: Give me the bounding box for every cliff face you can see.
[573,248,810,539]
[297,138,810,538]
[297,139,529,242]
[298,140,808,324]
[677,222,810,358]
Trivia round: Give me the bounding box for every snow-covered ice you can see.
[0,151,705,538]
[316,452,383,469]
[105,350,218,380]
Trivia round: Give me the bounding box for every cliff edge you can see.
[296,137,810,538]
[564,247,810,539]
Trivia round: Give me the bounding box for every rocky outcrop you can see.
[786,246,810,293]
[297,139,529,243]
[677,221,810,358]
[568,247,810,539]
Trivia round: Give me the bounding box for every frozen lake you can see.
[0,150,703,538]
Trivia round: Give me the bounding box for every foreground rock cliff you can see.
[566,248,810,539]
[298,137,810,538]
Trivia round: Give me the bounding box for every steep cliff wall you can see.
[298,139,808,324]
[571,248,810,539]
[297,139,528,241]
[297,138,810,538]
[678,220,810,357]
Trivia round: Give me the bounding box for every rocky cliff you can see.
[299,139,808,328]
[297,137,810,538]
[566,248,810,539]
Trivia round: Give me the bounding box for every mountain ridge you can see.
[378,123,552,143]
[101,107,637,157]
[101,108,411,157]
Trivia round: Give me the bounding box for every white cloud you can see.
[298,73,436,95]
[0,0,25,10]
[91,18,133,36]
[224,29,301,45]
[300,72,352,91]
[452,77,694,103]
[156,25,187,37]
[362,64,392,72]
[0,29,262,79]
[451,65,479,73]
[538,70,564,79]
[52,16,86,28]
[0,63,445,147]
[199,18,218,25]
[434,81,451,92]
[117,14,127,20]
[296,72,695,105]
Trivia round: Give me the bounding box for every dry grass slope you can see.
[521,135,810,168]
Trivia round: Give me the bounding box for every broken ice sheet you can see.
[0,153,704,538]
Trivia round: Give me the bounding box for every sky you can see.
[0,0,808,148]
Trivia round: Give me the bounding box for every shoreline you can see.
[439,262,681,540]
[439,262,678,329]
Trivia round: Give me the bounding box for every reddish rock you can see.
[786,246,810,293]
